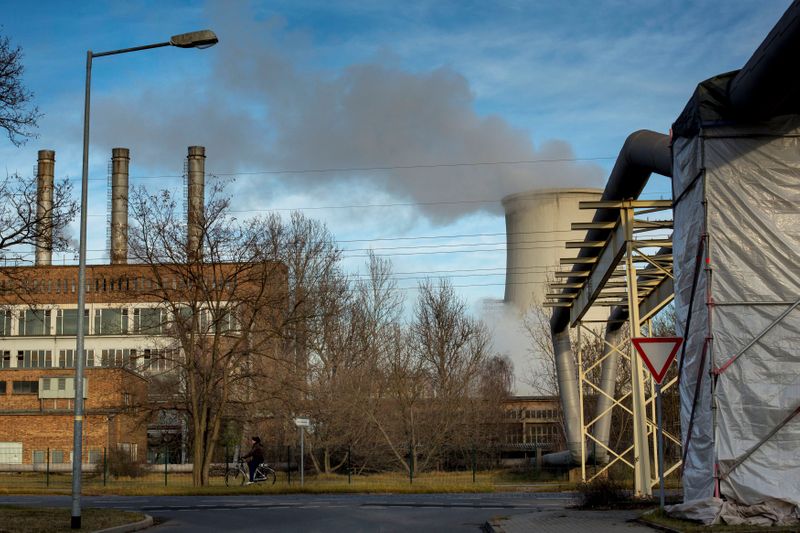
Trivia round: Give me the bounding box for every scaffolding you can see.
[545,199,678,496]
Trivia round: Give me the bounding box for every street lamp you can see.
[71,30,218,530]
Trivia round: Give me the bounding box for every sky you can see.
[0,0,792,392]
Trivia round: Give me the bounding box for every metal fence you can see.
[0,444,590,491]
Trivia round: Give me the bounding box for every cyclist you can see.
[240,436,265,485]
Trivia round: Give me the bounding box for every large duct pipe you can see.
[728,0,800,119]
[548,130,672,465]
[110,148,130,265]
[553,327,582,463]
[35,149,55,266]
[187,146,205,262]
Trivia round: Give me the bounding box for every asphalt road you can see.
[0,492,576,532]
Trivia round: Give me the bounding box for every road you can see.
[0,492,575,532]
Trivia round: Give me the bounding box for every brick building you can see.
[0,146,286,467]
[0,367,147,466]
[501,396,564,464]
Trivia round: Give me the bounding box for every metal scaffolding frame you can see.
[545,200,679,496]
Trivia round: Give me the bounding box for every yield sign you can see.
[632,337,683,384]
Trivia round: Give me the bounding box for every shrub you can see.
[99,447,149,479]
[576,477,629,509]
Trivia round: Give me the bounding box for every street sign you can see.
[294,418,310,427]
[632,337,683,384]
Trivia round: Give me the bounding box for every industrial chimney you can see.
[110,148,130,265]
[35,150,55,266]
[186,146,205,262]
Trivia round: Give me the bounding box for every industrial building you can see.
[0,146,286,467]
[544,1,800,524]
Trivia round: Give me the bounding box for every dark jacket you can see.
[242,442,265,464]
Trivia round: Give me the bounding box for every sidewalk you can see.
[486,508,655,533]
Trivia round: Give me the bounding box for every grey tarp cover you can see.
[672,116,800,523]
[667,497,800,526]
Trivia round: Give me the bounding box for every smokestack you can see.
[110,148,130,265]
[35,150,55,266]
[187,146,205,262]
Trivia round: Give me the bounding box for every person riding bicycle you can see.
[240,436,265,484]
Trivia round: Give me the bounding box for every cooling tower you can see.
[502,188,603,313]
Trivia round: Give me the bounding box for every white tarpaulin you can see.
[672,116,800,523]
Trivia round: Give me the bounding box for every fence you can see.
[0,443,587,492]
[0,444,679,492]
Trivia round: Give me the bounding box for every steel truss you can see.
[545,200,679,496]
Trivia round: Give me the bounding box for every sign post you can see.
[294,418,310,487]
[632,337,683,511]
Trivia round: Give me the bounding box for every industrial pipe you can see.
[728,0,800,120]
[548,130,672,465]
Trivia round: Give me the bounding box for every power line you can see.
[63,155,618,182]
[81,189,672,217]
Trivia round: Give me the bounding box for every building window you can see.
[133,308,163,335]
[58,349,95,368]
[33,450,45,464]
[12,381,39,394]
[88,449,101,464]
[101,349,132,368]
[94,308,127,335]
[52,450,65,464]
[0,381,6,394]
[18,350,52,368]
[17,310,51,336]
[0,311,12,336]
[42,378,51,391]
[117,443,138,461]
[58,378,66,391]
[56,309,89,336]
[1,351,10,368]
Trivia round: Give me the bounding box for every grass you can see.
[0,469,576,496]
[640,509,800,532]
[0,505,144,533]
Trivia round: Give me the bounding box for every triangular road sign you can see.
[632,337,683,384]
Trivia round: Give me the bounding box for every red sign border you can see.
[632,337,683,384]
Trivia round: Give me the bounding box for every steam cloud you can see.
[89,4,604,224]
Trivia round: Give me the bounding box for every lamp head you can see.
[170,30,218,49]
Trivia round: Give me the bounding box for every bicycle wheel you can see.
[225,467,244,487]
[262,466,276,485]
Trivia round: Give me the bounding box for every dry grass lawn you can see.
[0,505,144,533]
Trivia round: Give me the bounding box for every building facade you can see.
[501,396,563,464]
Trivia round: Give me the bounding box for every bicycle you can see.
[225,458,277,486]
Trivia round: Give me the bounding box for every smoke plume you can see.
[89,4,604,224]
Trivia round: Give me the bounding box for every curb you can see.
[93,514,154,533]
[482,519,504,533]
[634,516,682,533]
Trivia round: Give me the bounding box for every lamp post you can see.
[71,30,218,530]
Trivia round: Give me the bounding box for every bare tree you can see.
[0,175,76,263]
[0,34,40,146]
[128,182,287,486]
[367,279,502,472]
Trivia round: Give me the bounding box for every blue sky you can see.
[0,0,792,388]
